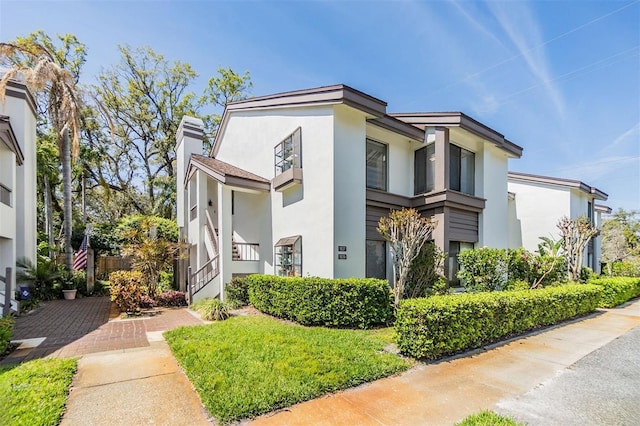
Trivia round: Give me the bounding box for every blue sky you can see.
[2,0,639,211]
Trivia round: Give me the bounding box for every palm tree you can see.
[0,33,84,269]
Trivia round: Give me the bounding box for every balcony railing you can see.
[233,242,260,261]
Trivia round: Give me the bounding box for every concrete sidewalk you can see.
[249,300,640,426]
[61,338,211,426]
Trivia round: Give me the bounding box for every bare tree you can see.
[557,216,598,281]
[378,208,437,308]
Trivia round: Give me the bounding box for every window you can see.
[447,241,474,286]
[450,144,475,195]
[587,201,593,224]
[189,180,197,221]
[274,128,302,176]
[366,240,386,279]
[275,236,302,277]
[0,184,10,207]
[366,139,387,191]
[414,144,435,194]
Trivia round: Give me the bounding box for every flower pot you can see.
[63,289,77,300]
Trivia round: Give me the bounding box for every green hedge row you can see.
[395,284,601,360]
[247,275,393,329]
[0,315,14,354]
[588,277,640,308]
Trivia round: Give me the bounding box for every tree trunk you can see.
[44,174,55,259]
[62,129,73,270]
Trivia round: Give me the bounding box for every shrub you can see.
[406,242,446,298]
[16,256,60,301]
[158,271,175,293]
[191,298,230,321]
[608,262,640,277]
[139,295,157,309]
[247,275,393,329]
[395,284,602,360]
[157,290,187,307]
[109,270,145,313]
[588,277,640,308]
[0,316,14,354]
[457,248,508,292]
[225,277,249,308]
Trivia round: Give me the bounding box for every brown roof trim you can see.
[594,204,612,214]
[367,115,425,142]
[4,80,37,118]
[391,112,523,158]
[365,188,486,213]
[0,115,24,165]
[212,84,387,156]
[188,154,270,192]
[508,171,608,201]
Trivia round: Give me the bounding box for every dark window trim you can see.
[366,138,388,191]
[274,127,302,177]
[0,184,11,207]
[449,143,475,195]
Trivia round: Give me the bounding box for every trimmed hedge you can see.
[588,277,640,308]
[247,275,393,329]
[395,284,602,360]
[0,315,14,354]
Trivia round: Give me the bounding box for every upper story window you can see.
[189,179,197,221]
[450,144,475,195]
[414,143,435,195]
[274,128,302,176]
[587,201,593,224]
[366,139,387,191]
[0,184,11,207]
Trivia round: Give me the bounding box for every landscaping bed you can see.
[588,276,640,308]
[164,315,410,424]
[395,284,602,360]
[0,358,76,425]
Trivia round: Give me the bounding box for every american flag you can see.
[73,234,89,271]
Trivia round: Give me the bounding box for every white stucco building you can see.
[176,84,523,301]
[507,171,608,273]
[0,81,37,314]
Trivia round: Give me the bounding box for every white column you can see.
[217,183,233,299]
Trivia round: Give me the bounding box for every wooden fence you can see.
[56,254,133,278]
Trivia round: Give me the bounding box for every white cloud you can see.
[601,122,640,153]
[486,2,565,116]
[553,156,640,181]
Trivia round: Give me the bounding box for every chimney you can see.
[176,116,204,228]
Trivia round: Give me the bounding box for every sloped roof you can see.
[188,154,270,192]
[508,171,608,201]
[0,115,24,165]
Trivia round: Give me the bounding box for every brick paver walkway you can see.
[2,297,203,365]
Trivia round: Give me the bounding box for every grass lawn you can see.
[457,410,523,426]
[0,358,77,426]
[165,315,410,424]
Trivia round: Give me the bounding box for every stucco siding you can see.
[477,144,510,248]
[508,180,571,251]
[333,105,367,278]
[217,106,336,277]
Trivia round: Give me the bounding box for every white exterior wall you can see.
[333,106,367,278]
[231,190,270,274]
[0,144,16,241]
[0,86,37,299]
[569,189,590,219]
[216,106,336,277]
[477,144,510,248]
[508,181,571,251]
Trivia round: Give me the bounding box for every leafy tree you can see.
[378,208,437,308]
[0,31,86,269]
[557,216,598,281]
[89,47,252,219]
[601,209,640,275]
[200,66,252,152]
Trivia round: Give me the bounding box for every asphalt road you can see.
[497,325,640,426]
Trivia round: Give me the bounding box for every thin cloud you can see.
[602,122,640,153]
[553,156,640,181]
[487,2,565,116]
